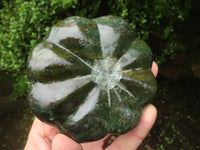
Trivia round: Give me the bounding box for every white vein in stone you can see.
[98,24,120,58]
[51,42,93,69]
[47,26,83,44]
[113,87,122,102]
[117,82,135,98]
[107,89,111,107]
[71,86,100,122]
[29,44,71,70]
[113,48,140,70]
[122,69,133,73]
[47,26,93,69]
[122,75,151,89]
[31,75,92,107]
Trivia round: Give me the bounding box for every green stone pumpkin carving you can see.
[27,15,157,143]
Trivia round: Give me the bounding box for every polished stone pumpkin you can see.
[27,15,157,143]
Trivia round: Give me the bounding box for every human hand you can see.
[24,62,158,150]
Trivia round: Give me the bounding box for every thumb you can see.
[52,134,83,150]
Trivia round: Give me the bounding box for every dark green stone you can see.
[27,15,157,143]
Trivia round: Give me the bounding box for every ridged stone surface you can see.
[27,15,157,142]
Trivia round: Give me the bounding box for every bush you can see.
[0,0,76,74]
[12,75,30,101]
[0,0,192,99]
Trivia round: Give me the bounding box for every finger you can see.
[52,134,83,150]
[81,133,112,150]
[106,104,157,150]
[24,118,60,150]
[151,61,158,77]
[33,118,59,142]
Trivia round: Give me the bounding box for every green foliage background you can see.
[0,0,200,149]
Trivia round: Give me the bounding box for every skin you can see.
[24,61,158,150]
